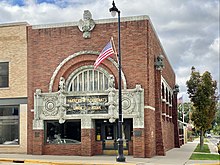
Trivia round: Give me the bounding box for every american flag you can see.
[178,96,183,104]
[94,40,115,69]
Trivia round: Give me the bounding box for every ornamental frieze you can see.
[33,77,144,129]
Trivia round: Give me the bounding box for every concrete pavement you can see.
[0,140,219,165]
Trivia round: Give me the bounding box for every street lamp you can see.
[109,1,125,162]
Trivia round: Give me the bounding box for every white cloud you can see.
[25,0,36,6]
[209,38,220,53]
[0,0,219,97]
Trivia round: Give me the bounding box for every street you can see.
[0,162,48,165]
[0,140,219,165]
[0,163,38,165]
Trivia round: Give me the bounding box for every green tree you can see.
[186,67,217,149]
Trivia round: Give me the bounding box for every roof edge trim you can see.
[32,15,149,29]
[0,22,29,27]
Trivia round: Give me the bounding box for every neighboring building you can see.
[27,11,180,158]
[0,22,28,153]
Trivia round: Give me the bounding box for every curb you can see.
[0,158,138,165]
[193,164,220,165]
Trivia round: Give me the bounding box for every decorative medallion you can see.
[45,101,55,112]
[78,10,95,39]
[116,93,136,114]
[42,97,58,116]
[122,97,131,110]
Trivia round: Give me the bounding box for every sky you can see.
[0,0,219,101]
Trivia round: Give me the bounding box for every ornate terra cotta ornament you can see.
[78,10,95,39]
[155,54,165,71]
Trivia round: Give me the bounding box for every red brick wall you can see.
[147,21,177,155]
[44,144,81,155]
[128,140,133,155]
[27,20,149,93]
[27,18,177,157]
[81,129,95,156]
[173,93,180,148]
[144,108,156,157]
[162,120,174,151]
[94,141,102,155]
[32,130,44,155]
[154,70,165,156]
[133,128,145,157]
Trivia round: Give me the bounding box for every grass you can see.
[194,143,210,153]
[204,138,209,143]
[190,153,220,160]
[190,143,220,160]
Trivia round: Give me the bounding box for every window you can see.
[0,62,9,88]
[0,105,19,145]
[45,120,81,144]
[68,69,109,92]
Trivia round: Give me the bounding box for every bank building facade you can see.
[27,11,180,157]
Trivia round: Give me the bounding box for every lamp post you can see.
[109,1,125,162]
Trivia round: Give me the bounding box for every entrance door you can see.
[95,119,132,155]
[103,124,117,150]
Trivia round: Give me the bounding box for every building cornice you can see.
[31,15,149,29]
[0,22,28,27]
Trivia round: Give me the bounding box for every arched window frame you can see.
[66,65,111,92]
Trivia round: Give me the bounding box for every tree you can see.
[186,67,217,149]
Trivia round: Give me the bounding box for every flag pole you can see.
[111,37,118,63]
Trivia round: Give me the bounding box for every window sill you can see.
[0,87,10,90]
[45,143,81,145]
[0,144,20,147]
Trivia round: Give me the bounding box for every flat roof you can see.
[0,22,28,27]
[32,15,149,29]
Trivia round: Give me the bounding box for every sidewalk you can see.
[208,139,219,154]
[0,141,219,165]
[186,138,219,165]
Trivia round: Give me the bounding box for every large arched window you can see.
[67,66,110,92]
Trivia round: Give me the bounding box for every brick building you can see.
[0,22,28,153]
[27,11,180,157]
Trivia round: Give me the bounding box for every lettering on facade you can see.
[66,95,108,114]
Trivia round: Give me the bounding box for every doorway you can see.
[95,119,132,155]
